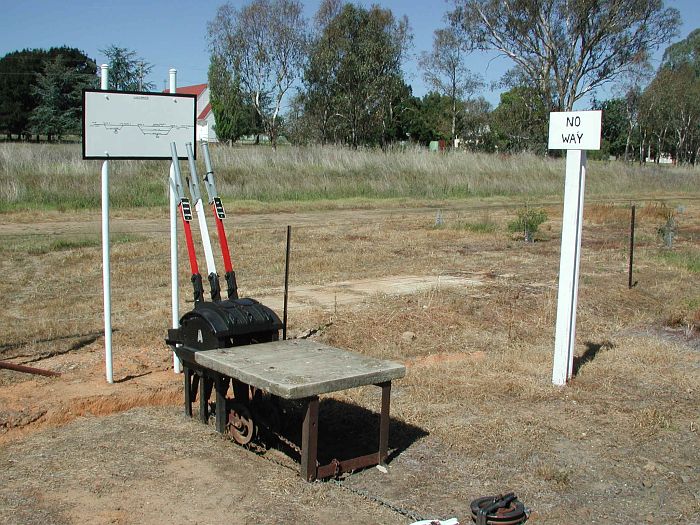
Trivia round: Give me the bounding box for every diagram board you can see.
[82,89,196,159]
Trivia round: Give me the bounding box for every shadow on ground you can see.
[314,397,428,466]
[572,340,615,376]
[210,396,428,471]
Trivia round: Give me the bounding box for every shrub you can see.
[508,206,548,242]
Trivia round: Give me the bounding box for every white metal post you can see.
[100,64,113,384]
[552,150,587,385]
[169,68,182,374]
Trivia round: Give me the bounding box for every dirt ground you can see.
[0,198,698,524]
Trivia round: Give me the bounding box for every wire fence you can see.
[1,197,697,359]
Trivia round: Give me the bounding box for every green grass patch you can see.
[687,297,700,310]
[454,220,497,233]
[657,249,700,273]
[2,233,143,255]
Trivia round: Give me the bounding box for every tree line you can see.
[0,45,154,140]
[2,0,695,164]
[596,29,700,164]
[207,0,691,161]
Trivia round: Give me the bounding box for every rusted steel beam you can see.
[301,396,319,481]
[316,453,381,479]
[184,366,193,418]
[199,373,209,424]
[215,374,229,434]
[379,381,391,465]
[0,360,60,377]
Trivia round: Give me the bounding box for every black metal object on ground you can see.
[470,493,527,525]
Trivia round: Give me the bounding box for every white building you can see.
[164,83,217,142]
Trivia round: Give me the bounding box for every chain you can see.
[325,478,425,522]
[273,428,304,457]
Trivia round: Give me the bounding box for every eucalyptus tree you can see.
[303,3,412,147]
[641,64,700,164]
[207,55,261,144]
[419,26,482,144]
[450,0,681,111]
[661,28,700,77]
[301,0,344,144]
[208,0,308,148]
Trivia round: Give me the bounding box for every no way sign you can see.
[548,110,602,150]
[549,110,602,386]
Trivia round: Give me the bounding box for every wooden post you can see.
[552,150,587,385]
[548,110,601,386]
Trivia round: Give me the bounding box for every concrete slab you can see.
[175,340,405,399]
[257,274,487,312]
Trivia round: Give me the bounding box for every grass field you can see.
[0,144,698,523]
[1,142,700,211]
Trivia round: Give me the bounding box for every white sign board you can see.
[82,89,196,159]
[548,110,602,150]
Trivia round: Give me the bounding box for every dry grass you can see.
[0,198,699,523]
[1,142,699,211]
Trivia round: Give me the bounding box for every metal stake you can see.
[628,204,636,289]
[283,225,291,340]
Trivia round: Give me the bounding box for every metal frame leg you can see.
[215,374,229,434]
[199,373,209,423]
[379,382,391,465]
[183,366,193,417]
[301,396,319,481]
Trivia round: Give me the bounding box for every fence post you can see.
[100,64,113,384]
[169,68,182,374]
[628,204,636,289]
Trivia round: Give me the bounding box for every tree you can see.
[419,26,482,144]
[99,45,154,91]
[302,3,412,147]
[398,92,462,145]
[460,96,492,149]
[490,86,548,152]
[0,47,95,138]
[207,55,261,143]
[593,97,629,158]
[661,28,700,77]
[641,64,700,164]
[208,0,308,148]
[450,0,680,111]
[29,55,96,140]
[301,0,345,144]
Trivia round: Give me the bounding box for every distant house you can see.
[163,83,217,142]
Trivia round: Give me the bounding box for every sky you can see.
[1,0,699,109]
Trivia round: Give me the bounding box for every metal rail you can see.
[0,360,60,377]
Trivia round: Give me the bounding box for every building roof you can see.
[198,102,212,121]
[163,83,208,96]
